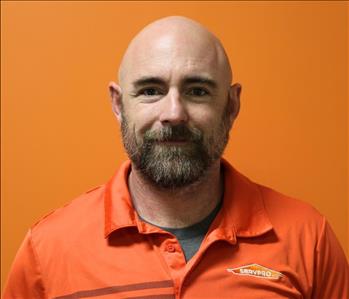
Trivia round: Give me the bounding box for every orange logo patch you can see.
[227,263,284,280]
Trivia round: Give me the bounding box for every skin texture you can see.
[109,16,241,228]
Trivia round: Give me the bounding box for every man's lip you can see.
[155,140,189,144]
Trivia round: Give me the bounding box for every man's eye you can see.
[188,88,209,96]
[140,88,161,96]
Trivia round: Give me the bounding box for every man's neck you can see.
[128,160,223,228]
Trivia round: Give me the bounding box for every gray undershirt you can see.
[154,200,223,262]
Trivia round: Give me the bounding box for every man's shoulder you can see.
[224,160,324,226]
[256,183,325,237]
[257,183,322,221]
[30,184,107,241]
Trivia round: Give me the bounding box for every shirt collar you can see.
[104,159,273,239]
[218,158,273,238]
[104,160,136,237]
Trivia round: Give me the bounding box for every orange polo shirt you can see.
[3,160,349,299]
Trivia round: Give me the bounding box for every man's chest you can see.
[43,231,311,299]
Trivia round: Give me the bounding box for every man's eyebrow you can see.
[131,75,218,89]
[132,77,165,88]
[182,76,218,89]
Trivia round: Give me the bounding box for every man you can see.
[3,16,349,299]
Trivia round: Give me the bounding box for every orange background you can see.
[1,1,348,290]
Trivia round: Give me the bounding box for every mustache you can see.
[143,125,203,143]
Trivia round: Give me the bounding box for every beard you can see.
[121,106,231,189]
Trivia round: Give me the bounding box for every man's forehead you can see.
[128,57,219,82]
[123,44,221,85]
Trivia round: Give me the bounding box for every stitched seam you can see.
[315,215,326,253]
[29,229,48,299]
[310,215,326,298]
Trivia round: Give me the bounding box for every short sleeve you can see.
[311,217,349,299]
[2,230,46,299]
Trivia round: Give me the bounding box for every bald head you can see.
[109,16,241,188]
[118,16,232,87]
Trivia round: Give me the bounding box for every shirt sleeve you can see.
[2,229,46,299]
[311,217,349,299]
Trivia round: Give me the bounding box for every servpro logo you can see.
[227,263,284,280]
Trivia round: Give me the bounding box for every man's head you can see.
[109,16,241,189]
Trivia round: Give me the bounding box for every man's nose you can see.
[159,89,189,125]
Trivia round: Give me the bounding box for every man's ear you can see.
[228,83,241,123]
[108,82,123,123]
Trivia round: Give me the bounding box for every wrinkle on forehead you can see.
[118,16,232,88]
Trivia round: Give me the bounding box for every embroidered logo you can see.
[227,263,284,280]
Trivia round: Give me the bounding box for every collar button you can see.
[166,244,176,252]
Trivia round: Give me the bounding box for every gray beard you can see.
[121,110,231,189]
[138,129,211,189]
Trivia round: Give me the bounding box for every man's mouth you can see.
[159,140,188,145]
[154,138,191,145]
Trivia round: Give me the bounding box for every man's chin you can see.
[136,155,209,189]
[142,172,203,190]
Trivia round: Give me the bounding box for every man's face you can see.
[116,33,237,188]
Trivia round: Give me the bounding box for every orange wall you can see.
[1,1,347,290]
